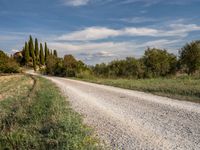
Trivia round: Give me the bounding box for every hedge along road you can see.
[28,72,200,150]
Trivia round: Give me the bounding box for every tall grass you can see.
[77,76,200,103]
[0,75,101,149]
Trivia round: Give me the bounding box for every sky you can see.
[0,0,200,64]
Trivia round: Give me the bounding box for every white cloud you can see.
[48,39,180,57]
[57,23,200,41]
[123,27,158,36]
[154,24,200,38]
[63,0,90,6]
[141,39,181,49]
[57,27,159,41]
[48,38,182,64]
[62,0,199,7]
[11,49,20,53]
[58,27,120,41]
[48,41,128,52]
[119,17,156,23]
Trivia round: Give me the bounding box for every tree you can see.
[122,57,144,78]
[179,41,200,74]
[0,50,20,73]
[63,55,78,77]
[46,55,57,75]
[143,48,177,77]
[29,35,34,59]
[53,50,58,57]
[24,42,30,64]
[93,63,109,77]
[29,36,36,71]
[40,43,45,65]
[35,38,39,64]
[45,42,48,63]
[93,57,144,78]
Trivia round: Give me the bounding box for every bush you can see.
[45,54,90,78]
[179,41,200,74]
[0,50,20,73]
[143,48,177,77]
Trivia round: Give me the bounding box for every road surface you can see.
[44,76,200,150]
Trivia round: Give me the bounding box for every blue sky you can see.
[0,0,200,64]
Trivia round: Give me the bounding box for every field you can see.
[77,76,200,103]
[0,75,101,149]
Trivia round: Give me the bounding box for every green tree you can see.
[53,50,58,57]
[45,42,48,63]
[29,36,34,59]
[179,41,200,74]
[29,36,36,70]
[122,57,144,78]
[93,63,109,77]
[46,55,57,75]
[0,50,20,73]
[40,43,45,65]
[143,48,177,77]
[63,55,78,77]
[35,38,39,63]
[24,42,30,64]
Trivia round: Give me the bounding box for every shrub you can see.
[143,48,177,77]
[179,41,200,74]
[0,50,20,73]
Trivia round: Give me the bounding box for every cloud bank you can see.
[57,24,200,41]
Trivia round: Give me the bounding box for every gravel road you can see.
[45,76,200,150]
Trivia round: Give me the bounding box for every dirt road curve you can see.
[46,76,200,150]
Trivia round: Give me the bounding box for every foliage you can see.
[35,38,39,64]
[179,40,200,74]
[46,55,58,75]
[29,35,35,59]
[0,50,20,73]
[40,43,45,65]
[13,36,59,70]
[45,54,90,77]
[53,50,58,57]
[45,42,48,63]
[143,48,177,77]
[3,36,200,78]
[24,42,30,64]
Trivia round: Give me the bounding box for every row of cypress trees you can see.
[23,36,57,70]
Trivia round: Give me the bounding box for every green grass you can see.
[76,76,200,103]
[0,75,101,150]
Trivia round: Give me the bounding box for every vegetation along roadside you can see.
[74,76,200,103]
[0,74,102,149]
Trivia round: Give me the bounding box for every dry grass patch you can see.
[0,75,33,101]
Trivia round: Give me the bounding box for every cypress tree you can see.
[29,35,34,58]
[29,35,36,70]
[40,43,45,65]
[45,42,48,63]
[35,38,39,63]
[24,42,30,64]
[53,50,58,57]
